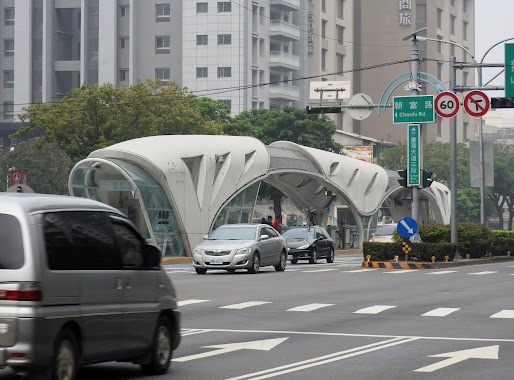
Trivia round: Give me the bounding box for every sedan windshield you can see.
[375,225,396,236]
[282,228,315,239]
[209,226,256,240]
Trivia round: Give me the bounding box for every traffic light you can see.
[422,170,433,188]
[397,169,408,187]
[306,105,342,114]
[491,97,514,109]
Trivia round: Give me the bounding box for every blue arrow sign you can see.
[397,217,418,238]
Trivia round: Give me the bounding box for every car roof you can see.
[0,193,123,215]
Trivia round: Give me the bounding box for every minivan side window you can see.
[113,222,144,268]
[44,212,119,270]
[0,214,24,269]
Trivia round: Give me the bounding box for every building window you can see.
[4,39,14,57]
[120,5,129,17]
[120,36,129,49]
[219,99,231,110]
[155,68,170,86]
[4,8,14,26]
[3,70,14,88]
[119,68,129,82]
[450,15,456,35]
[218,34,232,45]
[197,2,208,13]
[321,49,327,71]
[336,53,344,72]
[337,25,344,44]
[437,34,442,53]
[155,36,170,54]
[3,101,14,120]
[156,4,171,22]
[338,0,344,19]
[196,35,208,46]
[450,0,455,6]
[463,21,468,41]
[322,0,326,12]
[196,67,208,78]
[217,67,231,78]
[322,20,327,39]
[259,6,265,24]
[437,8,442,29]
[437,62,443,79]
[463,0,468,13]
[218,2,231,12]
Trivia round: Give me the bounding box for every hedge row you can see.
[363,242,457,262]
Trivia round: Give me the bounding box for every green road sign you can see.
[393,95,435,124]
[407,124,420,186]
[505,44,514,97]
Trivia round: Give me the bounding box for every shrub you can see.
[363,242,457,262]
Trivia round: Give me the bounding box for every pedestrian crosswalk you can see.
[177,298,514,320]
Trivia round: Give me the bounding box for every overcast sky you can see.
[475,0,514,95]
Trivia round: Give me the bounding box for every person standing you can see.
[266,215,274,227]
[338,221,346,249]
[272,215,282,233]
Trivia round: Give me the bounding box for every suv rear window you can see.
[0,214,24,269]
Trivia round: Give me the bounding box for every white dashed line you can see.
[354,305,396,315]
[178,299,210,307]
[421,308,460,317]
[468,271,498,275]
[220,301,271,310]
[490,310,514,319]
[287,303,334,312]
[426,270,458,275]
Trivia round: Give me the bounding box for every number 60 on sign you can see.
[434,91,460,119]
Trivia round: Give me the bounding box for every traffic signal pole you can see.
[410,37,420,242]
[450,57,460,258]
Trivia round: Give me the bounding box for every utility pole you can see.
[410,36,420,241]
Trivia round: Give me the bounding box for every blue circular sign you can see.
[397,217,418,238]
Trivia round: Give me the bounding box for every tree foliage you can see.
[15,81,223,161]
[0,139,71,194]
[492,144,514,229]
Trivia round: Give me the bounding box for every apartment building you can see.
[1,0,474,147]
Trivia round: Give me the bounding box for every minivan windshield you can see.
[375,224,396,236]
[209,226,256,240]
[0,214,24,269]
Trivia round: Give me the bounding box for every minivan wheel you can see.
[274,251,287,272]
[247,253,260,274]
[195,268,207,274]
[326,249,335,263]
[141,316,172,376]
[51,329,79,380]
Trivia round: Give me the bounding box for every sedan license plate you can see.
[210,258,224,265]
[287,255,293,260]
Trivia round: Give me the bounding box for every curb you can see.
[362,256,514,269]
[161,248,363,265]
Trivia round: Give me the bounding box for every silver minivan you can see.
[0,194,180,380]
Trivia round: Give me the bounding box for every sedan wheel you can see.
[326,249,335,263]
[195,268,207,274]
[274,251,287,272]
[309,247,318,264]
[248,253,260,274]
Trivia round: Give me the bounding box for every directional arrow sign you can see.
[174,337,289,362]
[397,216,417,238]
[414,345,499,373]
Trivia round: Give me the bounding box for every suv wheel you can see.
[141,316,172,375]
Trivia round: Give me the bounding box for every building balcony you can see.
[269,83,300,101]
[269,51,300,70]
[270,0,301,11]
[270,20,301,40]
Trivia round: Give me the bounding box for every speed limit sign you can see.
[434,91,460,118]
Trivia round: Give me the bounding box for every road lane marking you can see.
[468,271,498,275]
[343,269,378,273]
[181,329,211,336]
[421,308,460,317]
[426,270,458,275]
[490,310,514,319]
[178,299,210,307]
[285,269,302,272]
[302,268,339,273]
[354,305,396,314]
[287,303,334,312]
[414,345,499,373]
[220,301,271,309]
[226,337,417,380]
[384,270,419,274]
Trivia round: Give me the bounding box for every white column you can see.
[13,0,33,115]
[42,0,54,102]
[98,0,117,84]
[129,0,136,85]
[80,0,88,85]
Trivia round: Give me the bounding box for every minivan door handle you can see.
[116,278,123,290]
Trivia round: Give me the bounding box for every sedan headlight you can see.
[297,244,310,250]
[236,247,252,254]
[194,247,202,254]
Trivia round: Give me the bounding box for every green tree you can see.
[0,139,72,194]
[492,144,514,229]
[15,81,223,161]
[224,107,342,219]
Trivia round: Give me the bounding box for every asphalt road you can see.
[3,255,514,379]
